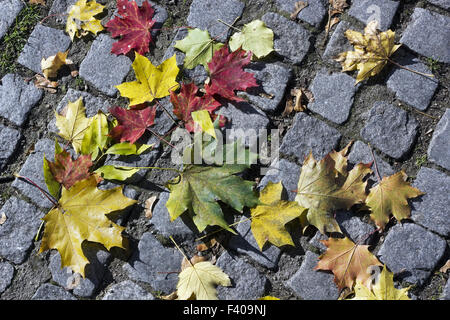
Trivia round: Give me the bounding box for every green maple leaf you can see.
[229,20,274,59]
[165,164,259,233]
[174,28,224,70]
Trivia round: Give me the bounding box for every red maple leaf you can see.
[110,106,156,144]
[47,151,93,190]
[205,46,258,102]
[105,0,156,55]
[170,83,223,132]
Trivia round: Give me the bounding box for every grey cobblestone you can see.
[123,232,182,294]
[0,0,23,40]
[18,25,71,75]
[378,223,447,285]
[259,158,301,202]
[216,251,268,300]
[427,0,450,9]
[280,112,342,162]
[400,8,450,63]
[187,0,245,43]
[427,109,450,171]
[442,280,450,300]
[348,0,399,31]
[0,125,21,170]
[0,74,43,126]
[411,167,450,237]
[0,261,14,294]
[0,197,43,264]
[228,217,282,270]
[103,280,154,300]
[32,283,77,300]
[323,21,355,63]
[275,0,327,27]
[79,34,132,96]
[387,52,438,111]
[360,102,418,159]
[262,12,311,65]
[308,69,357,124]
[286,251,339,300]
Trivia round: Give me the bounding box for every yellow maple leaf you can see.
[39,176,137,276]
[66,0,105,41]
[116,53,179,106]
[41,51,69,79]
[366,171,424,229]
[177,261,231,300]
[335,20,401,84]
[55,98,92,153]
[250,181,307,250]
[351,265,411,300]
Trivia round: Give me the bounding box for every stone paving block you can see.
[150,190,197,240]
[18,25,71,75]
[286,251,339,300]
[216,251,268,300]
[323,21,355,63]
[280,112,342,162]
[387,53,438,111]
[0,261,14,294]
[123,232,182,294]
[11,138,56,208]
[308,69,357,124]
[162,29,209,85]
[427,109,450,171]
[348,0,399,31]
[103,280,154,300]
[0,125,21,170]
[262,12,311,65]
[48,88,110,133]
[442,280,450,300]
[309,210,375,251]
[0,74,43,126]
[259,158,301,202]
[427,0,450,9]
[241,62,292,113]
[0,197,44,264]
[411,167,450,237]
[347,140,395,179]
[360,102,418,159]
[378,223,447,285]
[32,283,77,300]
[0,0,23,40]
[400,8,450,63]
[79,34,132,96]
[275,0,327,27]
[228,217,282,270]
[187,0,245,43]
[49,248,110,298]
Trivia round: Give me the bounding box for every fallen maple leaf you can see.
[34,74,58,93]
[66,0,105,41]
[205,46,258,102]
[41,51,69,79]
[174,28,224,70]
[170,83,221,132]
[39,176,137,276]
[55,98,92,153]
[46,149,93,190]
[440,260,450,273]
[177,260,231,300]
[250,181,307,250]
[351,265,410,300]
[316,236,382,290]
[366,171,424,229]
[295,149,371,234]
[106,0,155,55]
[165,164,259,233]
[229,20,274,59]
[336,20,401,84]
[330,0,348,12]
[109,106,156,144]
[80,111,109,160]
[144,195,157,219]
[116,53,179,106]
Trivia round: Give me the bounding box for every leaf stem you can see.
[368,144,381,183]
[14,173,59,206]
[217,19,242,32]
[195,216,252,241]
[169,235,193,267]
[388,58,435,79]
[146,127,176,149]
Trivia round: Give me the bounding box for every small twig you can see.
[39,13,68,25]
[410,108,439,120]
[146,128,175,149]
[368,144,381,183]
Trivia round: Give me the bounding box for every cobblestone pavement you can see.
[0,0,448,300]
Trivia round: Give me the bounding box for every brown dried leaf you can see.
[326,17,340,33]
[181,255,208,271]
[160,291,178,300]
[196,238,217,252]
[330,0,348,12]
[144,195,157,219]
[29,0,46,4]
[0,212,6,225]
[290,1,308,20]
[34,75,58,93]
[282,99,294,116]
[439,260,450,273]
